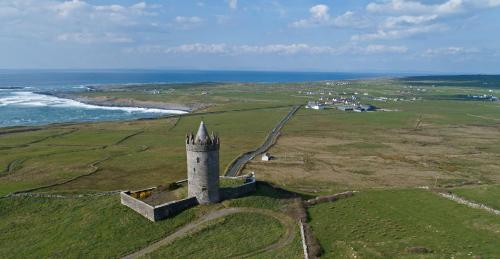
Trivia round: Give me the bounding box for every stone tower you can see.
[186,121,220,204]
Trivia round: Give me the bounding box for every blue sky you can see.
[1,0,500,73]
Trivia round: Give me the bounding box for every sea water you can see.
[0,70,387,127]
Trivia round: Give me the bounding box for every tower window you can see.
[196,157,200,163]
[193,168,196,173]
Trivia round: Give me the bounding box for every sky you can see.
[1,0,500,73]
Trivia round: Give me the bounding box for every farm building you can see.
[306,101,325,110]
[337,105,354,111]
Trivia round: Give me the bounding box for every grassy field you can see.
[451,185,500,210]
[145,212,286,258]
[0,183,302,258]
[0,195,198,258]
[0,106,290,196]
[308,189,500,258]
[244,81,500,193]
[1,76,499,258]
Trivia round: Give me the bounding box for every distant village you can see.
[302,81,499,113]
[301,81,379,112]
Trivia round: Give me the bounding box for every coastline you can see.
[41,92,198,113]
[0,90,195,129]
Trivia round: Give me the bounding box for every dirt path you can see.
[122,207,296,259]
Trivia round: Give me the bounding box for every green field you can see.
[146,212,285,258]
[0,195,196,258]
[308,189,500,258]
[0,107,290,196]
[1,76,499,258]
[0,183,302,259]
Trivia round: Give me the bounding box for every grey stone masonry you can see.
[121,190,198,222]
[120,174,256,222]
[186,121,220,204]
[220,175,257,200]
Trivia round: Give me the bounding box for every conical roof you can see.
[195,121,209,143]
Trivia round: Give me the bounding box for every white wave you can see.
[0,91,187,114]
[73,85,92,91]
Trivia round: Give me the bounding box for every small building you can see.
[262,153,271,161]
[306,101,325,110]
[337,105,354,111]
[312,104,325,110]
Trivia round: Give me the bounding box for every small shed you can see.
[261,153,271,161]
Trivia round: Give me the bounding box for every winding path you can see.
[122,207,296,259]
[225,105,300,177]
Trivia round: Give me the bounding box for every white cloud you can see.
[126,43,408,55]
[366,0,464,15]
[333,11,371,28]
[54,0,88,17]
[131,2,147,10]
[366,0,500,15]
[227,0,238,10]
[384,15,438,28]
[424,46,480,56]
[292,5,369,28]
[57,32,133,44]
[357,0,500,41]
[310,4,330,21]
[0,1,159,44]
[364,44,408,53]
[129,43,227,54]
[175,16,203,23]
[170,16,204,29]
[292,4,329,28]
[352,23,446,41]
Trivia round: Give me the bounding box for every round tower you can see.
[186,121,220,204]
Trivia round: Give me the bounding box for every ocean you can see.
[0,70,387,128]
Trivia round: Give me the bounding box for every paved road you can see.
[122,207,296,259]
[225,105,301,177]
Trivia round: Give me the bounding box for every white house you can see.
[262,153,271,161]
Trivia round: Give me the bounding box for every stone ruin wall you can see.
[219,176,257,200]
[120,175,256,222]
[121,190,198,222]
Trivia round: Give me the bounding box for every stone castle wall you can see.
[121,175,256,222]
[120,190,155,220]
[152,197,198,221]
[220,175,257,200]
[121,190,198,222]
